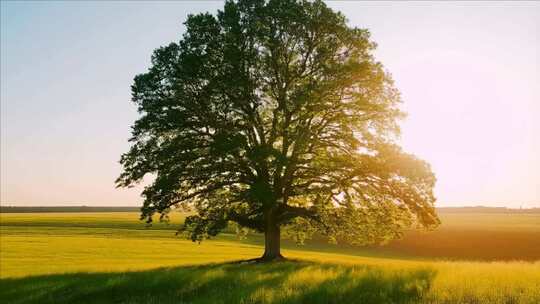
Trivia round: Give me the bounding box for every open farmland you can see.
[1,210,539,303]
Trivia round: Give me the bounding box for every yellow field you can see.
[1,212,539,303]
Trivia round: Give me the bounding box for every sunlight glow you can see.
[1,2,538,207]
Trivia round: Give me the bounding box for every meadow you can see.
[1,211,539,303]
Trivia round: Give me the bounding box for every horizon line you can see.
[1,203,539,209]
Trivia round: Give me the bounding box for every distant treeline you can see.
[1,205,539,213]
[0,206,140,213]
[436,206,540,214]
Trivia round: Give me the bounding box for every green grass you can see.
[1,212,539,303]
[0,212,187,230]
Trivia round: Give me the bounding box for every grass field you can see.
[1,211,539,303]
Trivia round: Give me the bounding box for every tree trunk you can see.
[261,211,284,261]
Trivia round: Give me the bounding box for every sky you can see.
[1,1,538,208]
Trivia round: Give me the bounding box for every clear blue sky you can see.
[1,1,539,207]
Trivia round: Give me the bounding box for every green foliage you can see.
[117,0,439,249]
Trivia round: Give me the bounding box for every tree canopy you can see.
[117,0,439,260]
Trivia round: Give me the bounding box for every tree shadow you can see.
[289,264,437,304]
[0,260,437,304]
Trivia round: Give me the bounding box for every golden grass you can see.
[1,212,539,303]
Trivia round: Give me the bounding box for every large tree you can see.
[117,0,439,261]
